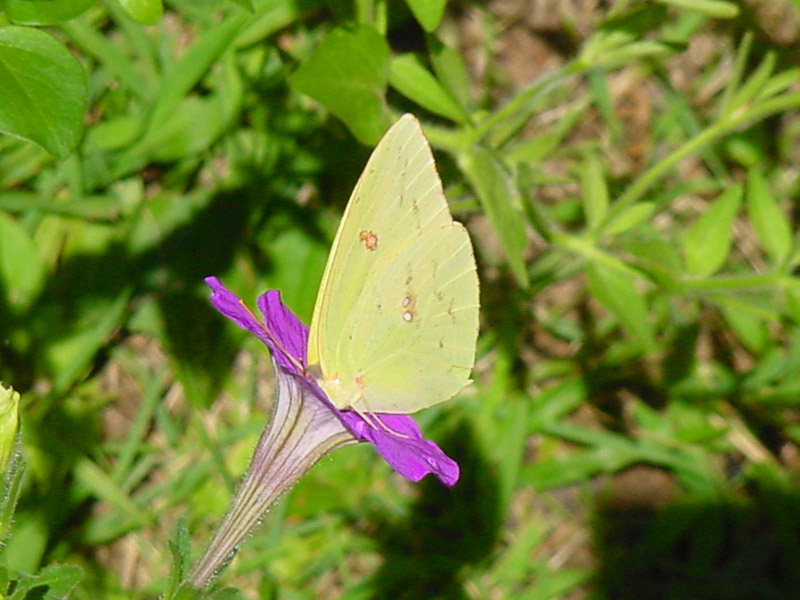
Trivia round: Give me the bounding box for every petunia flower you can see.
[188,277,459,587]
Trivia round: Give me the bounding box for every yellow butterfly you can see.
[307,114,480,415]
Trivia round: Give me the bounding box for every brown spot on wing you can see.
[359,230,378,251]
[402,293,416,323]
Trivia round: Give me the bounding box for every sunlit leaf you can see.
[0,26,88,157]
[459,147,529,286]
[291,26,391,144]
[0,213,46,310]
[747,170,791,265]
[2,0,96,25]
[405,0,447,31]
[118,0,164,25]
[586,260,656,351]
[390,53,467,123]
[683,184,742,277]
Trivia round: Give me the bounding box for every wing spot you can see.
[359,230,379,251]
[402,293,417,323]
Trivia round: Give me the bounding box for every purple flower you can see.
[189,277,459,587]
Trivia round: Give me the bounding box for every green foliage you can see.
[0,26,88,157]
[2,0,97,25]
[3,0,800,598]
[290,25,391,144]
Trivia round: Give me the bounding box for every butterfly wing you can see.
[307,114,479,414]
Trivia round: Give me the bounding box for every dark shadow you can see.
[593,466,800,599]
[366,420,501,600]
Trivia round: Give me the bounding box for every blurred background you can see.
[3,0,800,598]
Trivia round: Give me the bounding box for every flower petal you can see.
[257,290,307,375]
[205,277,273,348]
[339,412,460,486]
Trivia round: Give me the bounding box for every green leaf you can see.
[2,0,97,25]
[7,564,82,600]
[0,26,88,158]
[586,260,656,351]
[147,16,246,134]
[112,15,248,176]
[654,0,739,18]
[290,25,391,144]
[459,147,529,286]
[389,53,467,123]
[683,184,742,277]
[624,235,683,292]
[785,282,800,323]
[166,519,191,597]
[405,0,447,31]
[148,96,229,162]
[580,152,609,231]
[0,213,46,311]
[228,0,254,10]
[718,299,769,353]
[48,288,132,393]
[427,35,471,110]
[747,170,791,265]
[118,0,163,25]
[603,202,656,236]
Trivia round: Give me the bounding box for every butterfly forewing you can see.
[307,114,479,413]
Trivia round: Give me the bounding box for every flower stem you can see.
[187,368,354,588]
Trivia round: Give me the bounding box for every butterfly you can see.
[307,114,480,415]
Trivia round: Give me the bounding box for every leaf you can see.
[718,299,769,354]
[48,288,132,393]
[1,0,97,25]
[747,170,791,265]
[459,147,529,286]
[228,0,254,10]
[0,26,88,157]
[7,564,82,600]
[785,283,800,323]
[604,202,656,236]
[580,152,609,230]
[624,235,683,292]
[148,96,228,161]
[683,183,742,277]
[113,14,248,176]
[405,0,448,31]
[389,53,467,123]
[118,0,164,25]
[586,260,656,351]
[166,519,191,597]
[0,213,46,311]
[290,25,391,144]
[147,15,246,134]
[427,35,471,110]
[654,0,739,19]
